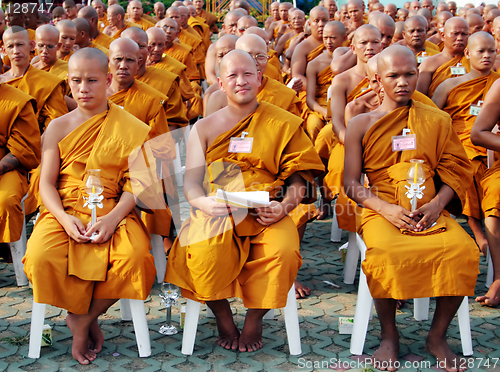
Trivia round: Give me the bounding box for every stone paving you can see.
[0,212,499,371]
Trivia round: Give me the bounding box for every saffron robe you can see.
[23,104,157,314]
[428,54,470,98]
[359,100,478,299]
[165,101,324,308]
[128,16,154,31]
[441,72,500,220]
[297,43,326,119]
[93,31,112,49]
[164,41,200,81]
[306,64,334,142]
[0,84,41,242]
[197,9,219,34]
[258,76,301,117]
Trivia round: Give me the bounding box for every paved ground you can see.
[0,210,499,371]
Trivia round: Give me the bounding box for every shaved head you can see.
[443,16,468,32]
[36,24,59,40]
[69,46,108,74]
[219,48,257,77]
[436,11,453,29]
[73,17,90,34]
[235,33,267,72]
[223,10,244,35]
[122,26,148,43]
[466,31,496,72]
[108,4,125,17]
[352,24,382,62]
[236,15,258,36]
[369,12,396,48]
[4,25,29,43]
[353,23,382,43]
[466,13,485,34]
[109,36,139,55]
[243,26,270,43]
[468,30,495,48]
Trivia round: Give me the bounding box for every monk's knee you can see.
[0,190,22,218]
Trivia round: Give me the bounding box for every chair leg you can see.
[206,306,215,318]
[11,198,28,286]
[350,266,373,355]
[120,299,132,321]
[182,299,201,355]
[344,232,359,285]
[263,309,275,320]
[486,250,494,288]
[414,298,430,321]
[457,297,473,356]
[150,234,167,283]
[128,299,151,357]
[28,301,46,359]
[331,201,342,243]
[283,283,302,355]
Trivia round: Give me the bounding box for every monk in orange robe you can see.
[243,27,283,84]
[106,38,175,241]
[402,16,439,65]
[187,5,211,51]
[23,48,156,366]
[433,32,500,256]
[103,5,138,39]
[123,27,188,129]
[417,17,470,97]
[0,84,41,261]
[78,5,112,50]
[73,18,109,56]
[32,25,69,81]
[91,0,108,31]
[165,50,323,352]
[56,20,77,62]
[290,6,329,116]
[127,0,154,31]
[274,9,305,59]
[194,0,218,35]
[427,11,452,49]
[345,45,478,371]
[268,2,292,45]
[323,25,382,232]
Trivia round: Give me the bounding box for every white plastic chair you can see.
[342,232,359,285]
[350,234,473,357]
[9,194,29,286]
[181,283,302,355]
[28,299,151,359]
[150,234,166,283]
[330,199,342,243]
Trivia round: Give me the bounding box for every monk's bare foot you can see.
[476,279,500,307]
[396,300,406,309]
[372,331,399,371]
[88,318,104,353]
[317,197,331,220]
[66,313,96,365]
[295,280,311,299]
[239,309,266,352]
[426,335,465,372]
[207,300,240,350]
[0,243,12,263]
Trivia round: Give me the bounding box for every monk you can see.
[483,9,500,34]
[322,24,382,233]
[426,10,453,49]
[63,0,78,20]
[402,16,439,64]
[269,2,292,44]
[324,0,338,20]
[221,9,244,37]
[346,0,366,38]
[32,24,68,81]
[432,32,499,256]
[397,7,409,22]
[466,13,484,34]
[236,15,257,36]
[369,12,395,49]
[0,78,41,263]
[265,1,280,32]
[73,18,109,55]
[448,1,457,15]
[54,20,76,62]
[103,4,136,39]
[187,5,211,50]
[52,6,68,26]
[194,0,218,35]
[91,0,108,31]
[23,48,156,365]
[417,17,470,97]
[165,49,323,352]
[127,0,154,31]
[154,2,166,22]
[78,6,112,50]
[344,44,478,372]
[384,3,397,19]
[275,9,306,59]
[122,27,188,129]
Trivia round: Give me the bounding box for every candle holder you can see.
[159,282,179,335]
[83,169,104,240]
[405,159,425,212]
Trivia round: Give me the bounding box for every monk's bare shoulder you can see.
[332,46,350,59]
[346,110,381,140]
[206,89,227,116]
[44,110,83,144]
[419,53,446,72]
[439,74,470,95]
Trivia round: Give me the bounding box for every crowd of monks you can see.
[1,0,500,369]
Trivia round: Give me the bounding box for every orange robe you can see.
[188,16,211,51]
[197,9,219,34]
[98,14,109,31]
[40,58,68,80]
[59,50,74,62]
[424,40,440,52]
[110,21,138,40]
[416,45,439,64]
[88,41,109,56]
[441,72,500,220]
[179,27,205,79]
[264,63,284,84]
[428,54,470,98]
[128,16,154,31]
[108,80,176,237]
[297,43,327,119]
[305,65,333,142]
[165,101,324,307]
[0,85,41,243]
[23,104,157,314]
[164,41,200,81]
[360,100,478,299]
[258,76,301,116]
[93,31,112,49]
[136,66,189,128]
[268,49,282,74]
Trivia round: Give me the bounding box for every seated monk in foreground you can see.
[344,45,478,372]
[165,50,323,352]
[432,32,500,256]
[23,48,157,365]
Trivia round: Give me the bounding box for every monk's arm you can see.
[330,48,356,75]
[205,45,217,86]
[275,32,291,57]
[290,43,308,89]
[0,154,21,176]
[330,77,348,144]
[416,59,433,95]
[205,90,226,117]
[344,117,418,230]
[306,62,327,117]
[410,184,455,231]
[274,24,289,47]
[39,119,90,243]
[431,81,451,109]
[64,96,78,111]
[471,80,500,151]
[255,172,306,225]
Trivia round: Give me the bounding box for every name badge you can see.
[361,87,368,93]
[469,100,483,116]
[101,22,105,28]
[450,63,466,75]
[392,133,417,151]
[417,52,427,64]
[229,131,253,153]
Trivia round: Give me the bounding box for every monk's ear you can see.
[217,76,225,92]
[375,72,382,85]
[29,39,36,52]
[439,28,444,40]
[106,72,113,87]
[56,42,62,51]
[257,70,262,85]
[350,42,356,54]
[464,46,470,59]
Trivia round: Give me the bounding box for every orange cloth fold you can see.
[428,54,470,98]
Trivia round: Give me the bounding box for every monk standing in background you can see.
[153,2,166,22]
[345,44,477,372]
[166,49,323,352]
[91,0,108,30]
[402,16,439,63]
[433,32,500,256]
